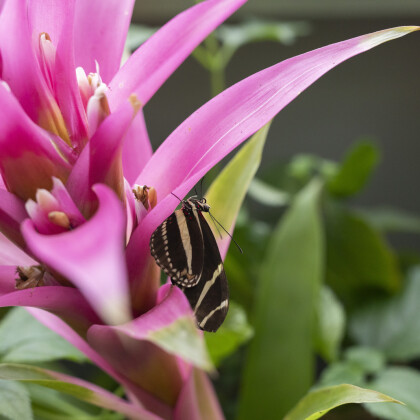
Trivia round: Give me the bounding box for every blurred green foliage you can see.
[218,138,420,419]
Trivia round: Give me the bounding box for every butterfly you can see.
[150,197,228,332]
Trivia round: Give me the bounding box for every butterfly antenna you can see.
[171,192,183,203]
[208,212,223,240]
[209,212,243,254]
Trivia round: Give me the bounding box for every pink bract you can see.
[0,0,417,418]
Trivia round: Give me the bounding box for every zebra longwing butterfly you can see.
[149,197,228,332]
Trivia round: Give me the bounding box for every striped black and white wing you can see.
[150,209,204,288]
[183,211,229,332]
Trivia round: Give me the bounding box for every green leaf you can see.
[217,20,311,49]
[247,178,290,207]
[325,203,401,305]
[317,347,385,388]
[355,206,420,234]
[205,122,271,240]
[147,315,213,371]
[27,384,97,418]
[327,141,380,197]
[0,380,32,420]
[237,179,324,419]
[350,267,420,361]
[284,384,402,420]
[318,362,365,389]
[204,301,253,366]
[314,286,346,362]
[286,154,337,186]
[0,308,86,364]
[344,346,385,375]
[366,367,420,420]
[0,364,155,420]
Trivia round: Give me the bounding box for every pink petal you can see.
[0,285,99,334]
[128,26,419,293]
[129,251,161,316]
[0,266,19,294]
[0,84,72,201]
[0,175,6,190]
[28,0,89,146]
[87,284,207,411]
[0,0,69,142]
[122,110,153,186]
[0,189,28,251]
[21,185,131,325]
[66,98,138,218]
[0,235,35,267]
[87,323,178,416]
[114,284,195,336]
[108,0,247,109]
[50,178,85,228]
[73,0,135,84]
[174,368,224,420]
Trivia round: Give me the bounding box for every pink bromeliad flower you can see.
[0,0,417,418]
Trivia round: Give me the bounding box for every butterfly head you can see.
[187,197,210,213]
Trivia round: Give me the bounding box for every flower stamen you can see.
[132,185,157,224]
[133,185,157,210]
[86,83,110,137]
[48,211,71,229]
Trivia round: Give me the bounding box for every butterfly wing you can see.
[183,211,229,332]
[150,209,204,288]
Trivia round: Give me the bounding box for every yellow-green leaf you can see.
[284,384,402,420]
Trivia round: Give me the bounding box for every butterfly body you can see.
[150,198,228,332]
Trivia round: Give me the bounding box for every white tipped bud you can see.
[35,189,59,212]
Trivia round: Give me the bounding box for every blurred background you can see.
[133,0,420,250]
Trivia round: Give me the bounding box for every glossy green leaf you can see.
[284,384,402,420]
[350,267,420,361]
[366,367,420,420]
[0,380,32,420]
[205,122,271,246]
[0,308,86,364]
[325,203,401,305]
[314,286,346,362]
[327,141,380,197]
[238,179,324,419]
[0,364,155,420]
[204,301,253,366]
